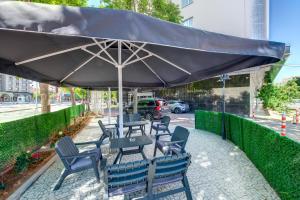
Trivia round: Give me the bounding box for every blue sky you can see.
[270,0,300,83]
[88,0,100,7]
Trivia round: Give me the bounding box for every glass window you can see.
[182,17,193,27]
[181,0,193,8]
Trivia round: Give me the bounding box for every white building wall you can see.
[172,0,269,115]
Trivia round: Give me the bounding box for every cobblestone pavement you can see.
[251,117,300,142]
[20,116,279,200]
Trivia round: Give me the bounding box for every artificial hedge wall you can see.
[195,110,300,200]
[0,104,85,170]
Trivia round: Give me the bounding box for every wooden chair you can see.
[150,116,171,135]
[53,136,102,190]
[153,126,190,157]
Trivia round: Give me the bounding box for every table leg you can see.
[139,146,147,160]
[140,125,145,135]
[126,127,132,137]
[113,149,122,164]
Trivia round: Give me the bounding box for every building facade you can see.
[0,73,33,102]
[157,0,271,115]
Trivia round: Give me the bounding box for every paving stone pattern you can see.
[20,117,279,200]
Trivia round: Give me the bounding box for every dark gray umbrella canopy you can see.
[0,1,286,89]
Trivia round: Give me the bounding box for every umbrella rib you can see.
[60,41,116,83]
[15,40,110,66]
[60,55,96,83]
[122,42,166,85]
[92,38,117,65]
[82,48,115,65]
[122,42,147,66]
[128,42,191,75]
[123,53,152,66]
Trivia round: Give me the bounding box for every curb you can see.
[7,155,58,200]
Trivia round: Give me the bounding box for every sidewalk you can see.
[20,116,279,200]
[252,117,300,142]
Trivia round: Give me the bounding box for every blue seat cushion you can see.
[71,157,93,170]
[152,124,167,130]
[157,141,183,154]
[153,174,183,187]
[108,182,147,197]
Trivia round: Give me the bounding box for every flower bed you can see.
[0,111,91,199]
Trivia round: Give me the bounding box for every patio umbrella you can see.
[0,2,286,136]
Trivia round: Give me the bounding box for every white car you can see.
[168,100,190,113]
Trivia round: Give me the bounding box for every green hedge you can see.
[195,110,300,200]
[0,104,85,170]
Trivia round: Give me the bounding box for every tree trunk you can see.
[40,83,50,113]
[70,87,76,106]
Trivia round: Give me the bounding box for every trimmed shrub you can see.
[195,110,300,200]
[0,104,85,170]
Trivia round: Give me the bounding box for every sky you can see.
[88,0,100,7]
[268,0,300,83]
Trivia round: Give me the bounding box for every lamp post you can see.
[219,74,230,140]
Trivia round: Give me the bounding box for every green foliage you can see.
[0,105,85,170]
[195,110,300,200]
[264,60,286,84]
[258,79,300,112]
[21,0,87,7]
[14,152,31,173]
[101,0,183,23]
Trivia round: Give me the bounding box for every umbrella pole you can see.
[117,40,124,137]
[108,87,111,124]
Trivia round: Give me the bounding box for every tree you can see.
[39,83,50,112]
[258,79,300,112]
[21,0,87,6]
[101,0,183,23]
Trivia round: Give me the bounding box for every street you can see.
[0,102,72,123]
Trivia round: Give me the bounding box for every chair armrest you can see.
[104,123,117,127]
[75,140,101,146]
[156,123,168,128]
[62,151,99,159]
[160,140,185,146]
[155,132,172,140]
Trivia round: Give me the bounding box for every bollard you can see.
[296,109,299,125]
[252,110,255,119]
[281,112,286,136]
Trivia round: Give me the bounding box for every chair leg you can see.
[53,169,68,191]
[182,175,193,200]
[93,162,100,183]
[150,126,152,135]
[153,144,157,157]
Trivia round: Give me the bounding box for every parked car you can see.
[168,100,190,114]
[125,98,163,120]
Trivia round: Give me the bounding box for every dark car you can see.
[125,98,163,120]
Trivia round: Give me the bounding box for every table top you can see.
[110,135,153,149]
[123,120,148,127]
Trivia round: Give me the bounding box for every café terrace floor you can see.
[20,116,279,200]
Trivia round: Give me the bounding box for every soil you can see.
[0,114,92,200]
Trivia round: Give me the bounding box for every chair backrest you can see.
[55,136,79,166]
[129,113,142,122]
[161,116,171,127]
[105,160,150,197]
[152,153,191,182]
[98,120,111,137]
[171,126,190,150]
[117,114,130,124]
